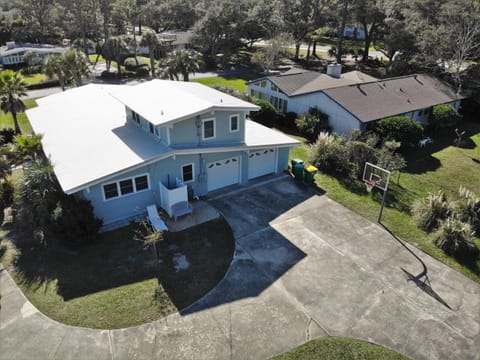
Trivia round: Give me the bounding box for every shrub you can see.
[285,112,297,130]
[100,70,117,79]
[454,186,480,234]
[210,85,250,101]
[412,191,450,232]
[51,197,103,246]
[0,179,14,207]
[430,104,461,129]
[0,128,15,145]
[123,57,149,71]
[374,116,423,147]
[434,217,479,259]
[250,98,276,126]
[135,65,150,76]
[295,107,331,141]
[347,141,376,178]
[308,131,335,168]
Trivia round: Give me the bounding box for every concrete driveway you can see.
[1,178,479,359]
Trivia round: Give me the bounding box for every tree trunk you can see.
[336,0,349,64]
[59,76,66,91]
[12,111,21,135]
[361,22,374,63]
[306,41,311,63]
[312,40,317,57]
[183,72,189,82]
[150,54,155,77]
[295,43,300,60]
[133,24,139,67]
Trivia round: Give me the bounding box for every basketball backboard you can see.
[362,162,391,191]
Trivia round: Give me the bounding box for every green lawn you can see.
[0,217,234,329]
[272,337,409,360]
[288,120,480,283]
[89,54,106,64]
[0,98,37,134]
[22,73,48,85]
[193,76,249,92]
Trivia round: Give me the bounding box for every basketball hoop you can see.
[365,179,376,193]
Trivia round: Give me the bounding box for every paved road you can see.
[1,178,479,359]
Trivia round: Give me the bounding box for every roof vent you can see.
[161,110,164,115]
[220,98,223,103]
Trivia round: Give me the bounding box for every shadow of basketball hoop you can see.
[380,224,452,310]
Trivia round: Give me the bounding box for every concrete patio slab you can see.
[1,177,479,360]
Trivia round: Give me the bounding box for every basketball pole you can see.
[378,187,388,223]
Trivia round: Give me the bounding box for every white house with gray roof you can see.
[27,80,299,228]
[248,66,463,134]
[0,41,67,66]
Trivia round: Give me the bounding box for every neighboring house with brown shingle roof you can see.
[248,66,463,134]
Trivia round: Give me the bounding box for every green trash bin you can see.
[304,165,318,184]
[293,163,305,182]
[291,158,304,170]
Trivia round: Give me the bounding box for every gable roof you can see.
[109,80,259,126]
[27,82,297,194]
[323,74,463,123]
[252,68,377,97]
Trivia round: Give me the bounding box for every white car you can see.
[419,137,433,147]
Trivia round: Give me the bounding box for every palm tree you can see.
[14,134,43,163]
[44,55,67,91]
[103,36,129,76]
[0,70,27,135]
[61,49,91,87]
[159,50,204,82]
[140,29,160,77]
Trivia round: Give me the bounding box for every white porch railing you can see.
[159,179,188,218]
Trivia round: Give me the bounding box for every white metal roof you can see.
[109,80,260,126]
[27,82,297,194]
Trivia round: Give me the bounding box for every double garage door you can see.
[207,149,277,192]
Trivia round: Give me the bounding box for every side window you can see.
[230,114,239,132]
[103,174,149,201]
[132,111,140,124]
[148,122,154,134]
[202,118,215,139]
[182,164,194,183]
[103,183,119,200]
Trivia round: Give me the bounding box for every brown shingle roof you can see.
[266,69,377,96]
[323,74,463,123]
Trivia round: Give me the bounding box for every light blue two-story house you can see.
[28,80,299,228]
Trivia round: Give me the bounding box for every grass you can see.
[0,217,235,329]
[89,54,106,64]
[0,98,37,134]
[193,76,249,92]
[272,337,409,360]
[22,73,48,85]
[287,119,480,283]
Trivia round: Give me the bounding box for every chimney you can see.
[327,63,342,78]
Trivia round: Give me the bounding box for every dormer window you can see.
[230,114,239,132]
[202,118,215,140]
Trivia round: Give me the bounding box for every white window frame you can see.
[102,173,150,202]
[202,118,216,140]
[229,114,240,133]
[181,163,195,183]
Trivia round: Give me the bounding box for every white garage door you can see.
[207,157,240,192]
[248,148,276,180]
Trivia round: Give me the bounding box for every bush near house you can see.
[412,191,450,232]
[295,107,331,141]
[434,217,479,259]
[430,104,461,129]
[250,98,276,126]
[373,116,423,148]
[14,159,102,246]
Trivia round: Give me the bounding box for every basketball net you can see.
[365,179,376,193]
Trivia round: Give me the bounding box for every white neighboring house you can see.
[158,30,193,51]
[0,41,68,66]
[248,66,464,135]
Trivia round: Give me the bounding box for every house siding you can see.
[169,111,245,147]
[277,148,290,173]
